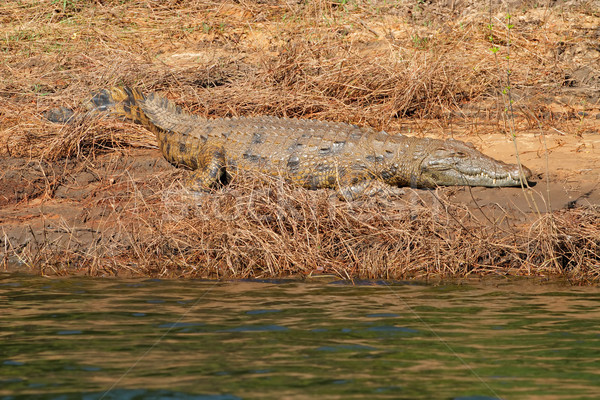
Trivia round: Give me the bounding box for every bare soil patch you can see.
[1,0,599,281]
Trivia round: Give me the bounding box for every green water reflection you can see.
[1,275,599,399]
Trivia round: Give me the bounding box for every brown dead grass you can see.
[6,170,598,283]
[2,0,598,158]
[1,0,599,282]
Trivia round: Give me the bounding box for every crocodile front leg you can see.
[180,145,229,191]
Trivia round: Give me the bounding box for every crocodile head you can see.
[417,139,533,187]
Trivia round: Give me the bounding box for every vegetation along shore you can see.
[1,0,599,282]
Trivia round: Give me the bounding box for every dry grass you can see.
[5,170,599,283]
[2,0,597,158]
[1,0,599,282]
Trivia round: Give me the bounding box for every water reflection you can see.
[1,275,600,399]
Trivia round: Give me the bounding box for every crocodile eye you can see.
[452,151,467,158]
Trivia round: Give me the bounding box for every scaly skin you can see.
[79,87,532,198]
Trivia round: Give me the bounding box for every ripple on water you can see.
[1,276,600,400]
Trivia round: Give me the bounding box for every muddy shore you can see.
[1,0,599,281]
[2,130,599,281]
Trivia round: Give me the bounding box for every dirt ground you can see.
[1,0,599,280]
[2,128,598,279]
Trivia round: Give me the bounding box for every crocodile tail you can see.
[84,86,154,130]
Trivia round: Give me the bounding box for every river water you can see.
[1,274,599,399]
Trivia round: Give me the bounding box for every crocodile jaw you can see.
[418,141,533,187]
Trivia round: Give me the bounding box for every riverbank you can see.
[1,0,599,282]
[2,129,599,282]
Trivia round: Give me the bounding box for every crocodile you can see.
[51,87,533,198]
